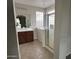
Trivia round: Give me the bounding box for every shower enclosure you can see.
[45,11,55,50]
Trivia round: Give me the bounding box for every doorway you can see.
[45,10,55,52]
[14,0,55,59]
[48,13,55,49]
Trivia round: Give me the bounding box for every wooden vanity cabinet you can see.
[18,31,34,44]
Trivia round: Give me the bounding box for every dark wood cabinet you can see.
[18,31,34,44]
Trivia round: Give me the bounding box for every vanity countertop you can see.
[16,28,34,32]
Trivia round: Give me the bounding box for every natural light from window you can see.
[36,11,44,28]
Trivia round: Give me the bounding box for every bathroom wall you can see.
[15,3,44,40]
[15,3,44,27]
[37,29,45,43]
[54,0,71,59]
[46,5,55,12]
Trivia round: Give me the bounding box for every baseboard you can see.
[45,45,55,54]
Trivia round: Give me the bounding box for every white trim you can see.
[45,45,55,54]
[47,10,55,14]
[13,0,21,59]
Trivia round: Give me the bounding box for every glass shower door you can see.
[46,13,55,49]
[49,14,55,49]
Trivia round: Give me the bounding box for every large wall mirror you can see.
[16,15,31,28]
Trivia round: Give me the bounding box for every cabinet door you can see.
[18,32,25,44]
[18,31,34,44]
[25,31,33,42]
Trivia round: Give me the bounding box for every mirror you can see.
[16,15,31,28]
[16,15,26,28]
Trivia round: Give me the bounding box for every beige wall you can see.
[15,3,44,27]
[46,5,55,12]
[54,0,71,59]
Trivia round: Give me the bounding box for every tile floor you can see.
[19,40,54,59]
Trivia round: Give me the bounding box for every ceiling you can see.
[15,0,55,8]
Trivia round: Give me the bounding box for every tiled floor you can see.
[19,40,54,59]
